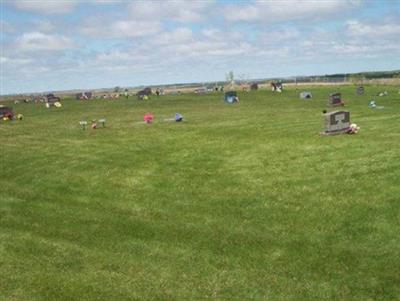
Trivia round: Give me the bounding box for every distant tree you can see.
[226,71,235,88]
[114,86,120,93]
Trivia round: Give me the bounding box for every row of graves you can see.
[79,113,184,130]
[75,88,164,101]
[13,93,62,107]
[8,83,394,137]
[80,83,391,136]
[194,83,260,94]
[13,93,62,106]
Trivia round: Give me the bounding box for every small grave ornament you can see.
[144,113,154,123]
[348,123,360,134]
[175,113,183,122]
[98,118,106,127]
[369,101,384,109]
[79,121,88,129]
[356,86,364,95]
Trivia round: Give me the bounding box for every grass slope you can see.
[1,85,400,300]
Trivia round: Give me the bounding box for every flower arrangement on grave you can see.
[17,114,23,120]
[144,113,154,123]
[369,101,384,109]
[91,119,97,129]
[347,123,360,134]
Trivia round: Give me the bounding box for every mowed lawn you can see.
[1,85,399,300]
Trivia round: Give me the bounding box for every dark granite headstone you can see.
[356,86,364,95]
[322,111,350,135]
[329,93,343,106]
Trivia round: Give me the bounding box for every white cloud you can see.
[13,0,79,14]
[95,50,148,63]
[0,56,33,65]
[81,19,162,38]
[201,28,243,41]
[128,0,215,22]
[33,20,56,33]
[259,28,300,44]
[112,20,161,37]
[14,32,75,51]
[346,20,400,37]
[325,42,400,57]
[224,0,360,22]
[153,27,193,45]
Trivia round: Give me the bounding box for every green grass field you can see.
[1,85,400,300]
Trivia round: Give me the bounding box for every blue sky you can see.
[1,0,399,94]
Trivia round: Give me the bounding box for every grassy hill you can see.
[1,85,399,300]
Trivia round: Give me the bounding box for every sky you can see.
[1,0,400,95]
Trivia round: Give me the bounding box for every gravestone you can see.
[300,91,312,99]
[329,93,343,106]
[0,106,14,119]
[356,86,364,95]
[224,91,238,104]
[322,111,350,135]
[250,83,258,90]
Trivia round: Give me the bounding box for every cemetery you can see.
[1,84,400,300]
[2,0,399,298]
